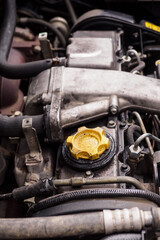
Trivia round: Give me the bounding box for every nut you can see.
[128,145,141,159]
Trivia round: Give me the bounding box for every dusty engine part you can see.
[25,65,160,141]
[2,0,160,239]
[66,31,122,70]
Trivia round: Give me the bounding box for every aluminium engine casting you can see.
[1,0,160,239]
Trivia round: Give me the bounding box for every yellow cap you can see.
[66,126,110,160]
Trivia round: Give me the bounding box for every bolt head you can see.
[108,120,116,128]
[110,107,117,115]
[85,170,92,176]
[128,145,141,159]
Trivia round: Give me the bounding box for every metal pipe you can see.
[134,133,160,149]
[53,176,146,190]
[132,112,159,193]
[131,61,145,73]
[0,207,156,239]
[132,111,154,155]
[126,49,141,64]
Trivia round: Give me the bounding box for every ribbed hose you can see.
[0,114,44,137]
[101,233,142,240]
[127,125,141,146]
[27,188,160,216]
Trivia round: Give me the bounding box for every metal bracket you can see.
[22,118,43,169]
[38,32,53,59]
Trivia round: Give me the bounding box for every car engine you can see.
[2,0,160,239]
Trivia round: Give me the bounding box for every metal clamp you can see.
[38,32,53,59]
[22,118,43,169]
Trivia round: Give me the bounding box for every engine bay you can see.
[2,0,160,239]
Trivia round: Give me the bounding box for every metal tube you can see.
[134,133,160,149]
[54,176,146,190]
[126,49,141,64]
[132,111,154,155]
[132,112,159,193]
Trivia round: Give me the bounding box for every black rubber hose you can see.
[0,0,16,61]
[19,18,66,47]
[27,188,160,217]
[127,125,141,146]
[0,114,44,137]
[64,0,77,24]
[0,192,12,200]
[100,233,142,240]
[12,179,54,201]
[0,1,62,79]
[0,59,53,79]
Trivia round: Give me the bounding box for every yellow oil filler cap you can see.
[66,126,110,160]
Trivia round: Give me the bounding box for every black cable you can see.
[18,18,66,47]
[0,59,54,79]
[27,188,160,217]
[64,0,77,24]
[154,115,160,127]
[0,0,16,61]
[39,7,69,18]
[0,193,12,200]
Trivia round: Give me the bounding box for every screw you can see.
[14,111,22,117]
[85,171,92,176]
[121,163,128,171]
[29,153,36,158]
[120,121,126,128]
[108,120,116,128]
[33,45,41,53]
[110,106,117,115]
